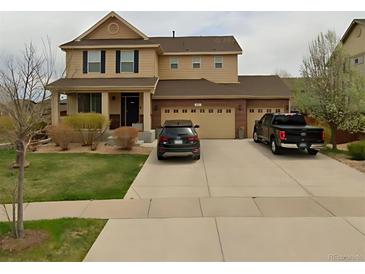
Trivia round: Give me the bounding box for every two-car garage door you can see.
[246,107,285,138]
[161,107,235,139]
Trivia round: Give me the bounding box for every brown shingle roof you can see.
[60,36,242,53]
[153,76,291,99]
[47,77,158,91]
[341,19,365,43]
[149,36,242,53]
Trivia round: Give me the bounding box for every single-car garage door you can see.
[246,107,285,138]
[161,107,235,139]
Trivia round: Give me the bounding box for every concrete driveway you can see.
[85,140,365,261]
[126,139,365,199]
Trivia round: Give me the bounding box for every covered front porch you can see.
[47,77,158,143]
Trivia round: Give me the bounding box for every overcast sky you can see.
[1,11,365,77]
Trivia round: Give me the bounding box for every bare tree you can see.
[0,41,56,238]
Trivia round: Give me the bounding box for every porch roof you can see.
[47,77,158,92]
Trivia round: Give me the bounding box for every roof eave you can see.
[48,85,156,92]
[60,44,161,50]
[152,95,291,100]
[161,51,242,56]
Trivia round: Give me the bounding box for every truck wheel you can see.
[253,131,260,143]
[307,148,319,155]
[157,154,164,160]
[271,138,281,155]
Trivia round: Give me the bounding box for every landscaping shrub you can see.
[347,141,365,160]
[64,113,109,147]
[113,127,139,150]
[47,124,74,150]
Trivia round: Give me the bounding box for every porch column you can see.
[67,93,78,115]
[143,91,151,131]
[101,92,109,119]
[51,91,60,126]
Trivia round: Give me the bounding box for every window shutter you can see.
[100,51,106,73]
[82,51,88,74]
[116,50,121,73]
[134,50,139,73]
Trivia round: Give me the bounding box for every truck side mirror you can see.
[194,125,200,128]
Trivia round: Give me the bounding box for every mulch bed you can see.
[0,230,49,252]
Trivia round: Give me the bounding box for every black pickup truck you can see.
[253,113,325,155]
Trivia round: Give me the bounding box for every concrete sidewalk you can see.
[2,196,365,222]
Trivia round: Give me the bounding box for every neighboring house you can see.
[48,11,291,141]
[341,19,365,76]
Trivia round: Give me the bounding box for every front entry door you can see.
[121,94,139,126]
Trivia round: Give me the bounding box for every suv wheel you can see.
[271,138,281,155]
[307,148,319,155]
[193,154,200,160]
[253,131,260,143]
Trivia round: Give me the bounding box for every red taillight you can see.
[279,131,286,141]
[187,136,199,142]
[159,136,169,142]
[322,130,325,141]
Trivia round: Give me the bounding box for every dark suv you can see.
[157,120,200,160]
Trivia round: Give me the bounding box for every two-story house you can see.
[48,11,291,141]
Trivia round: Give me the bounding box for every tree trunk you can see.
[12,141,29,168]
[330,125,337,150]
[16,139,25,238]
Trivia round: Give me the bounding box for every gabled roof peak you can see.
[341,18,365,43]
[75,11,149,41]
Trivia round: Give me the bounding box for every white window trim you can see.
[88,50,101,73]
[192,56,201,69]
[170,57,179,69]
[353,55,364,65]
[214,56,223,69]
[120,50,135,73]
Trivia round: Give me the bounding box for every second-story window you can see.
[170,57,179,69]
[214,56,223,69]
[121,51,135,72]
[192,56,201,69]
[88,51,101,72]
[353,55,364,65]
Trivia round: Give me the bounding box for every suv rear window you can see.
[161,127,195,137]
[272,114,307,126]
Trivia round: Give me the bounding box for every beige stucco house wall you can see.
[342,21,365,76]
[158,54,238,83]
[65,48,159,78]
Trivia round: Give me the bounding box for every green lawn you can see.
[0,149,147,203]
[0,218,106,261]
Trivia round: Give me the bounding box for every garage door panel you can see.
[246,107,285,138]
[161,107,235,139]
